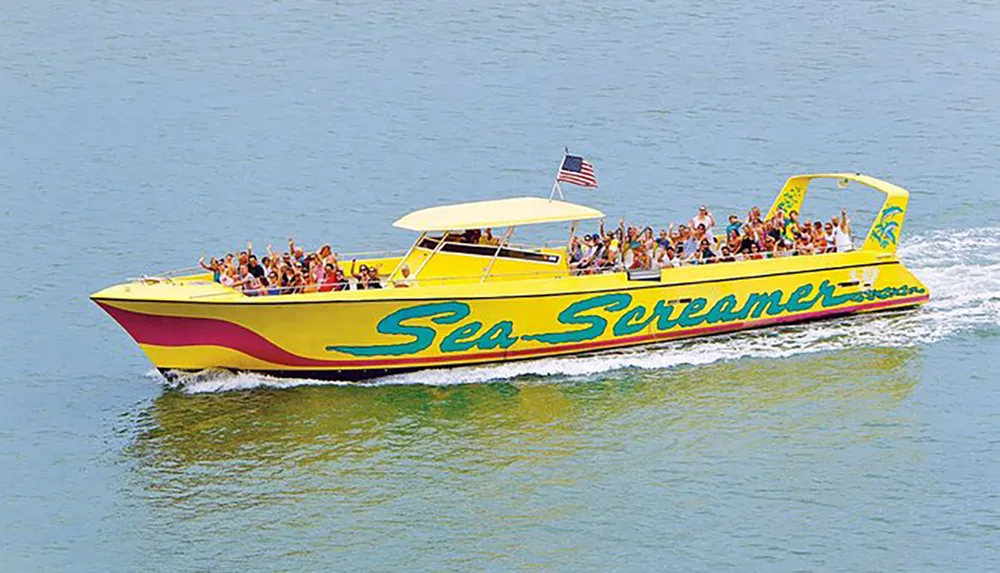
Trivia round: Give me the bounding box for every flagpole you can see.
[548,150,567,202]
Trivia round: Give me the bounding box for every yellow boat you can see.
[92,173,929,381]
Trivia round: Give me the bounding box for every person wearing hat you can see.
[393,265,417,288]
[725,214,742,238]
[580,234,607,274]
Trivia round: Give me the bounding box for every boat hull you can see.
[153,299,924,382]
[94,253,929,382]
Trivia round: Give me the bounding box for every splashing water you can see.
[162,227,1000,393]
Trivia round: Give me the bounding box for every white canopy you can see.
[393,197,605,232]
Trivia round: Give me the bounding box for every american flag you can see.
[557,154,598,187]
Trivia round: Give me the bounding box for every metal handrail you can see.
[507,239,566,250]
[180,244,861,299]
[328,249,408,259]
[136,233,862,297]
[149,241,568,282]
[142,266,203,278]
[144,249,410,280]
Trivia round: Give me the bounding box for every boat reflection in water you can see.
[124,344,921,486]
[118,343,924,573]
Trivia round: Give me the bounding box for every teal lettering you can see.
[784,284,815,312]
[819,279,863,306]
[676,298,709,327]
[705,295,740,324]
[817,280,836,307]
[738,291,784,319]
[476,321,518,350]
[613,305,654,337]
[328,301,469,356]
[440,321,483,353]
[329,280,923,358]
[523,293,631,344]
[650,301,677,331]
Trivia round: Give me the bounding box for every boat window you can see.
[418,236,560,264]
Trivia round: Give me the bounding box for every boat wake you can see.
[159,227,1000,394]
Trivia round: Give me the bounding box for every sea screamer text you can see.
[328,280,925,357]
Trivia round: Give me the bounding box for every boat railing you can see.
[131,249,411,282]
[332,249,409,260]
[184,244,862,298]
[506,239,567,250]
[150,265,203,278]
[190,268,573,298]
[126,232,863,287]
[401,242,860,285]
[126,266,204,284]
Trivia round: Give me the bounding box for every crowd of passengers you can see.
[197,228,506,296]
[199,206,853,295]
[568,205,853,274]
[198,238,407,296]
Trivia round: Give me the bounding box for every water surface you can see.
[2,0,999,571]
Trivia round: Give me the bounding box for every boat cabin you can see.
[383,196,605,286]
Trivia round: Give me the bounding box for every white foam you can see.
[162,227,1000,393]
[152,368,358,393]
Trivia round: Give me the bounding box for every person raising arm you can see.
[198,257,221,282]
[288,237,308,266]
[832,209,853,252]
[351,259,370,289]
[691,205,715,233]
[840,209,852,236]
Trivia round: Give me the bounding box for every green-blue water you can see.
[2,1,999,571]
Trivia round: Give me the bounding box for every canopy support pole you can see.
[548,180,564,201]
[386,232,425,285]
[481,226,515,283]
[565,220,577,265]
[411,232,448,281]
